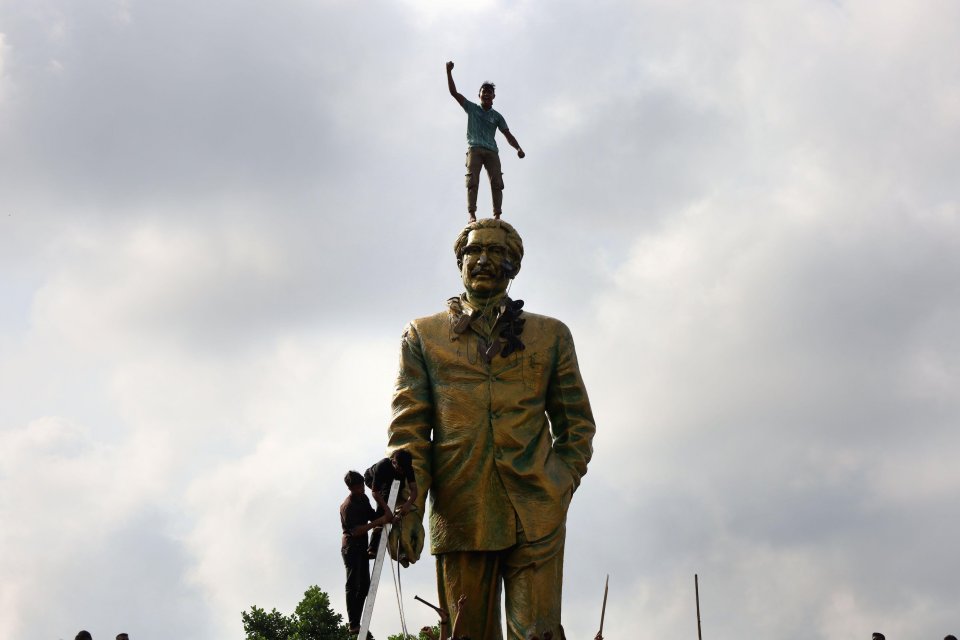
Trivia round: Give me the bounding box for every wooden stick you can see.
[414,595,443,614]
[415,594,451,640]
[695,574,703,640]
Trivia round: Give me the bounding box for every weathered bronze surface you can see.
[387,219,595,640]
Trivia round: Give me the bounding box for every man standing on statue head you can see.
[446,61,525,222]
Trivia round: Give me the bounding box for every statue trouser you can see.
[465,146,504,217]
[341,543,370,629]
[435,522,565,640]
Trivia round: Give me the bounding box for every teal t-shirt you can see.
[463,99,508,152]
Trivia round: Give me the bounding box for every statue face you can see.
[460,227,512,298]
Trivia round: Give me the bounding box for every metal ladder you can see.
[357,478,400,639]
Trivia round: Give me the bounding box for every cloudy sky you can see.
[2,0,959,638]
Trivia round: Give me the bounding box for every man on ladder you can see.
[340,471,394,635]
[352,449,420,638]
[364,449,418,562]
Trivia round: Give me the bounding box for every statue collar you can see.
[446,294,526,361]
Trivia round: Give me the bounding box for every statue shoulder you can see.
[403,309,455,338]
[517,310,573,337]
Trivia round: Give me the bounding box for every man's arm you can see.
[371,489,396,522]
[349,500,392,536]
[446,61,465,106]
[545,324,596,489]
[450,594,467,639]
[502,130,525,158]
[437,606,450,640]
[349,511,392,537]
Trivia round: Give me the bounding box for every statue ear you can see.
[503,258,519,279]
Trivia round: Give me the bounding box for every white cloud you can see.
[0,32,10,105]
[397,0,517,30]
[31,219,293,354]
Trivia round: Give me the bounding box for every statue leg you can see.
[436,550,504,640]
[465,149,483,219]
[502,523,565,640]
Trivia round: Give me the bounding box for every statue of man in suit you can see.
[387,218,596,640]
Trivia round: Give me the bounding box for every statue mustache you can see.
[471,259,515,278]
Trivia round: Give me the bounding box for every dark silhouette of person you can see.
[872,634,886,640]
[75,632,93,640]
[944,635,957,640]
[116,634,129,640]
[340,469,387,633]
[364,449,418,559]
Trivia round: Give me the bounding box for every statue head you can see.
[454,219,524,300]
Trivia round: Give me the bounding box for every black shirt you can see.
[340,492,376,548]
[364,457,413,504]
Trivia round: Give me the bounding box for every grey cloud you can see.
[1,0,421,209]
[36,511,213,639]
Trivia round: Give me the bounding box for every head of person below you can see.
[387,218,596,640]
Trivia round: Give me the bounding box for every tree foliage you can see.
[242,586,352,640]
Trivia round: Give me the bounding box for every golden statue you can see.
[387,219,596,640]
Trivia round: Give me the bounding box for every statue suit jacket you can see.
[387,297,596,554]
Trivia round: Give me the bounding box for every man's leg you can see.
[502,523,566,640]
[367,503,385,557]
[436,550,504,640]
[481,149,504,218]
[465,149,483,220]
[343,545,370,630]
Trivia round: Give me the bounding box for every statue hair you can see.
[454,219,524,273]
